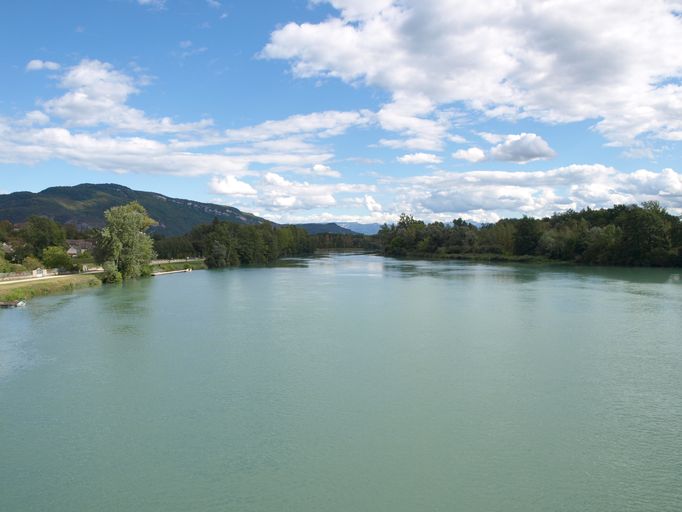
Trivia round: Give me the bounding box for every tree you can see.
[21,216,66,256]
[95,202,156,279]
[42,246,73,269]
[513,216,543,255]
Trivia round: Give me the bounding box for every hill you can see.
[295,223,357,235]
[337,222,382,235]
[0,183,265,236]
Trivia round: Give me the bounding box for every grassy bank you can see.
[0,274,102,301]
[150,260,207,273]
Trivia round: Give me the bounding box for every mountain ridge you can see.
[0,183,265,236]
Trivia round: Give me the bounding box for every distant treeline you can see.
[4,201,682,271]
[153,219,314,267]
[378,202,682,267]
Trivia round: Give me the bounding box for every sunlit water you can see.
[2,253,681,511]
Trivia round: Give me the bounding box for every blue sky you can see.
[2,0,682,224]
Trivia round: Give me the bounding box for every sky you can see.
[1,0,682,224]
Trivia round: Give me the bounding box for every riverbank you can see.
[0,260,207,301]
[150,260,207,273]
[0,274,102,301]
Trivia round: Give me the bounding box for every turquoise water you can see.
[2,254,682,511]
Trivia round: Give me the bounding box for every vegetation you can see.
[378,203,682,267]
[154,219,313,267]
[0,274,101,301]
[42,246,74,270]
[311,232,382,251]
[94,202,157,279]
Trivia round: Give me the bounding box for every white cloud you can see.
[448,134,467,144]
[42,59,212,133]
[224,110,373,142]
[397,152,442,164]
[309,163,341,177]
[262,0,682,146]
[376,95,450,150]
[21,111,50,126]
[478,132,504,144]
[137,0,166,8]
[489,133,556,163]
[257,172,374,210]
[209,176,257,195]
[453,147,486,163]
[0,125,248,175]
[26,59,60,71]
[383,165,682,221]
[365,194,382,212]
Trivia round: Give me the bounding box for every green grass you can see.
[0,274,101,301]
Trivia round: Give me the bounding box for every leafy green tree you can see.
[101,261,123,283]
[95,202,156,279]
[0,220,13,242]
[22,255,42,271]
[617,203,672,265]
[21,216,66,256]
[0,251,12,273]
[513,216,544,255]
[42,246,73,269]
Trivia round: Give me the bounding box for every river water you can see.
[2,253,682,511]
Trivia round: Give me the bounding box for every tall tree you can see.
[21,216,66,256]
[95,202,156,279]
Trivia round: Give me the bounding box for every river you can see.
[2,253,681,511]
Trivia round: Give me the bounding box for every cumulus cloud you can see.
[397,152,442,164]
[209,176,257,195]
[0,126,248,175]
[489,133,556,163]
[309,163,341,177]
[26,59,60,71]
[453,147,486,163]
[42,59,212,133]
[262,0,682,146]
[365,194,383,212]
[21,111,50,126]
[384,165,682,221]
[257,172,374,210]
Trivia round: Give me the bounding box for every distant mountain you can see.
[295,223,357,235]
[337,222,382,235]
[0,183,265,236]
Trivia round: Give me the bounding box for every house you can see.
[65,239,95,257]
[1,242,13,255]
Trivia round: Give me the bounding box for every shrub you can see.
[101,261,122,283]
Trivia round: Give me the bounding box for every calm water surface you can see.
[2,254,682,511]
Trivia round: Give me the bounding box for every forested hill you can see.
[0,183,265,236]
[295,223,357,235]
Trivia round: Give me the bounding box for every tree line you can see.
[154,218,314,268]
[4,201,681,278]
[377,202,682,267]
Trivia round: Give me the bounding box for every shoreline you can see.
[0,274,102,302]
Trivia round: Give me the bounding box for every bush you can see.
[42,246,74,270]
[22,256,42,271]
[101,261,122,283]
